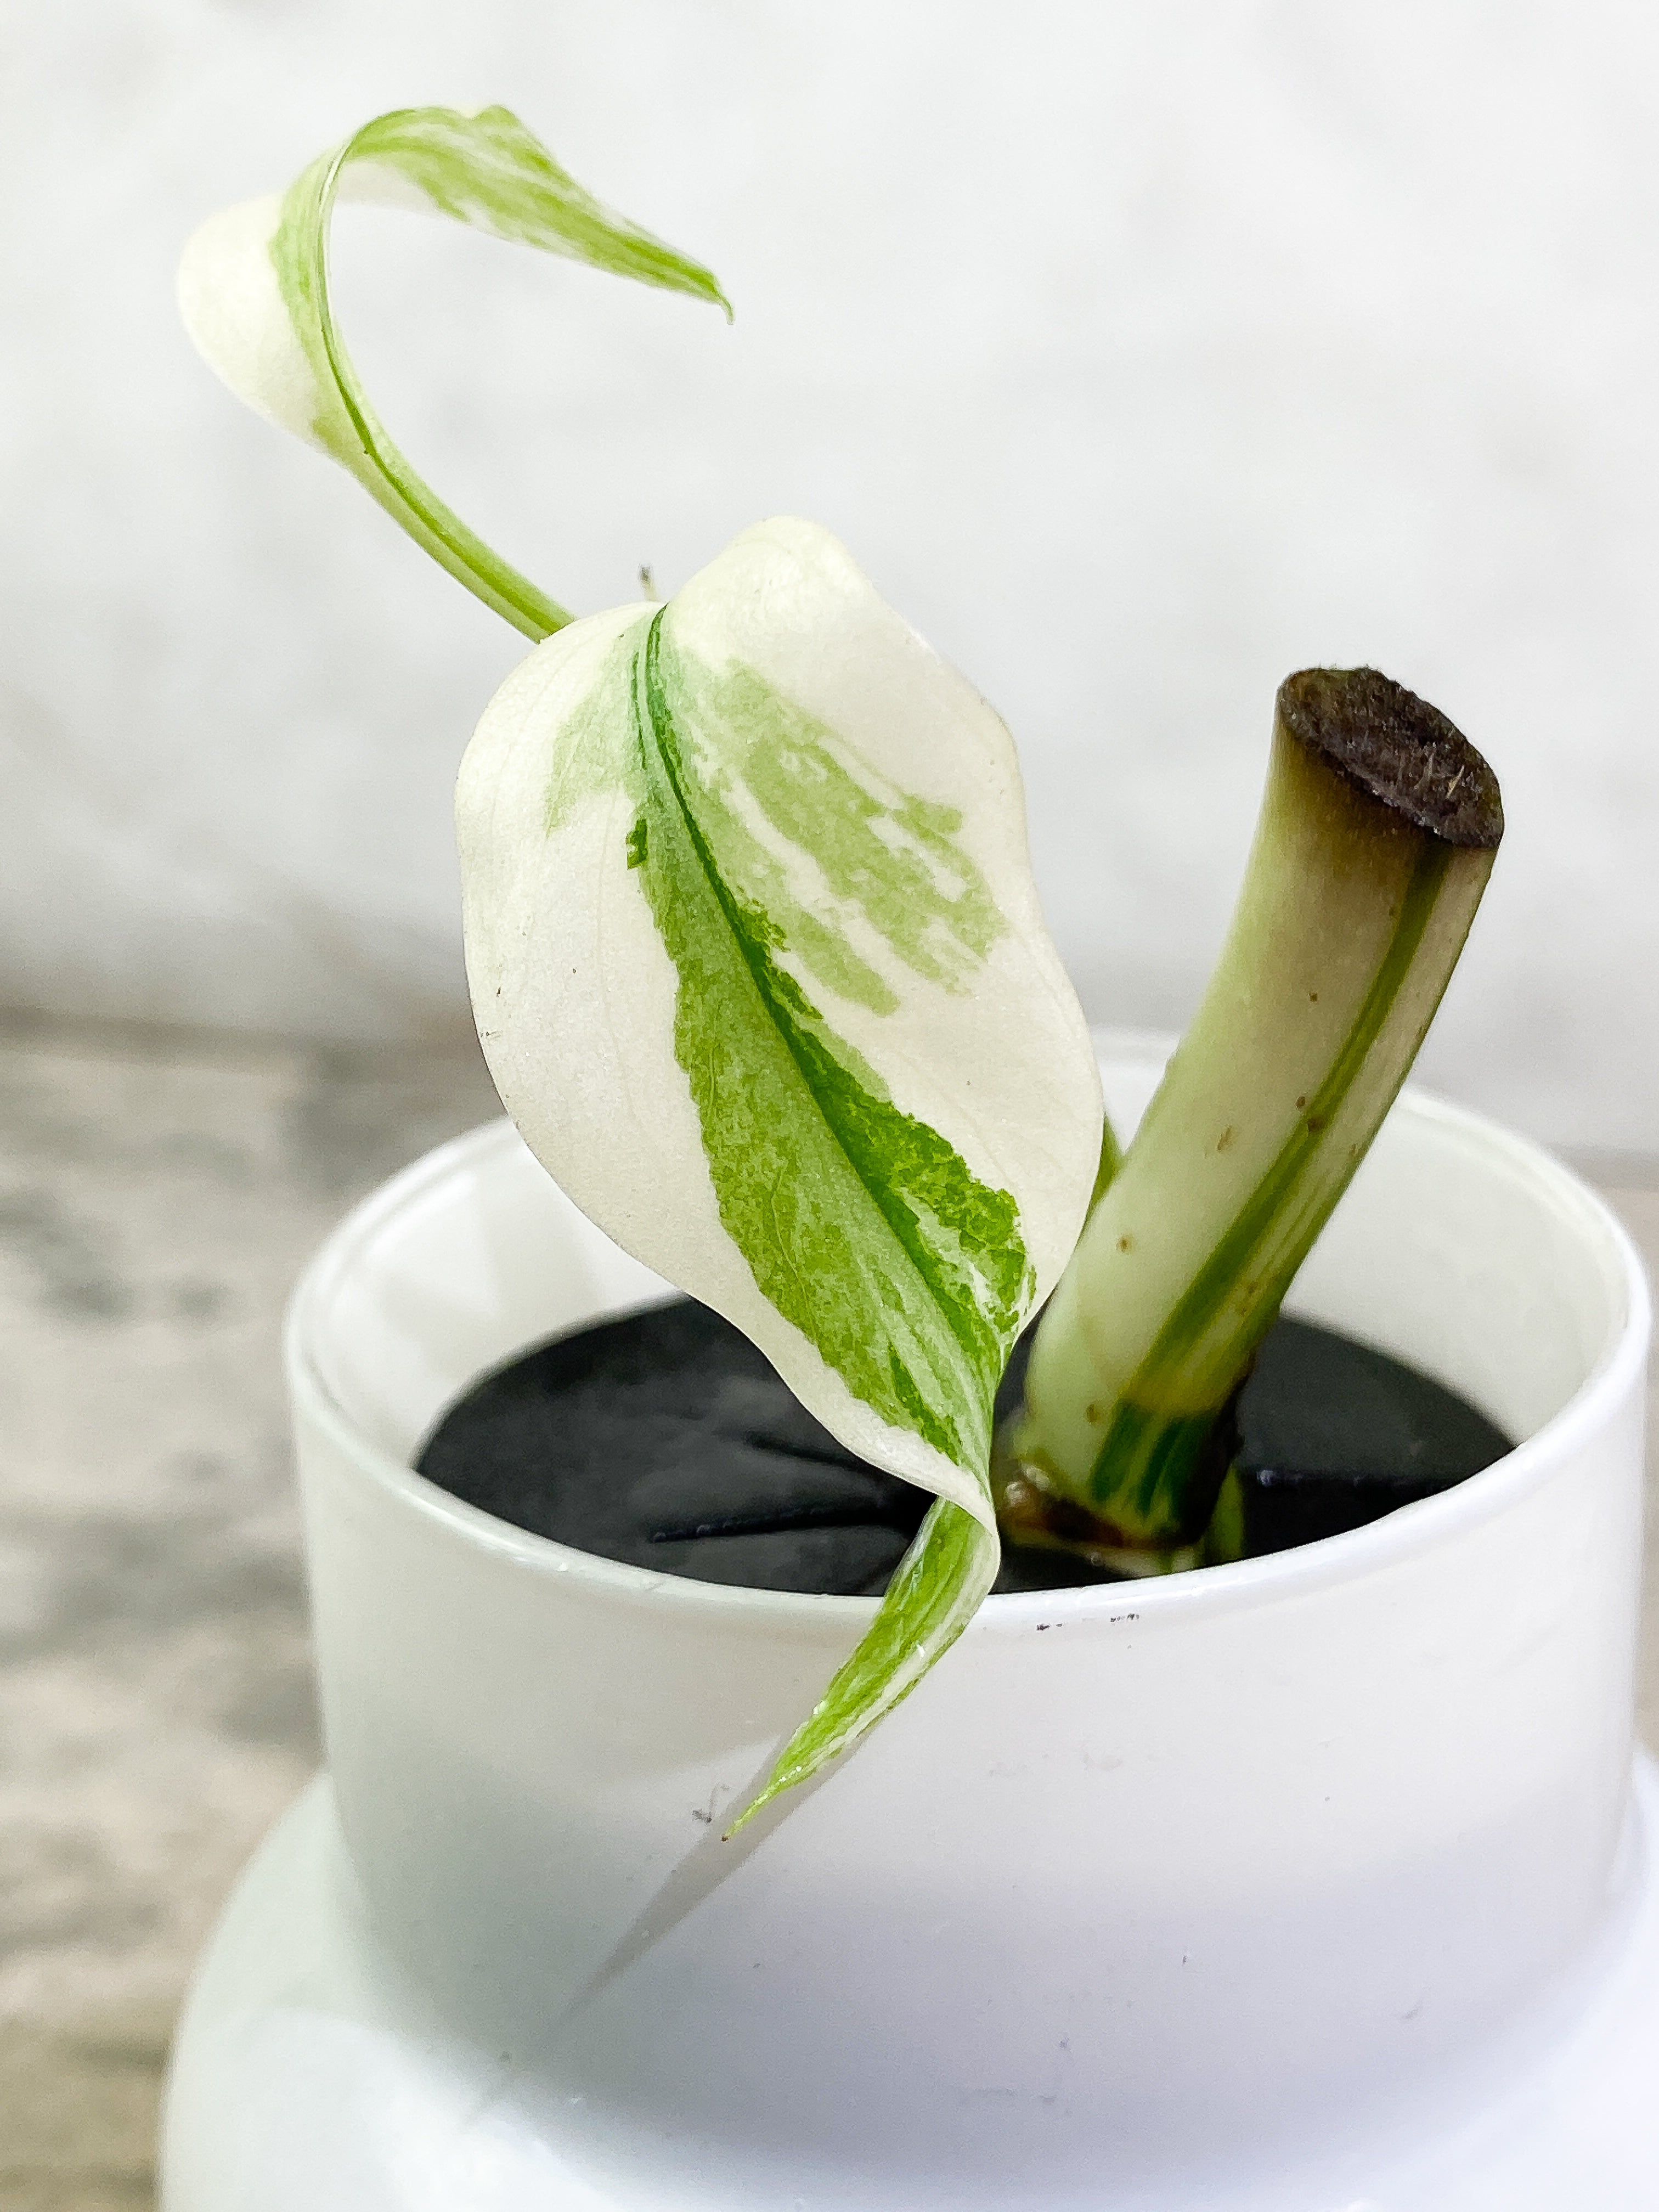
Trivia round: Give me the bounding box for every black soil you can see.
[415,1299,1511,1598]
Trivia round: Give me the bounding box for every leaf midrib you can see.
[635,612,991,1450]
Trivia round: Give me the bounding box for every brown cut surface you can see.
[1277,666,1504,848]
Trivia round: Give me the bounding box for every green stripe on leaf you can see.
[563,608,1042,1806]
[1085,838,1452,1526]
[729,1498,997,1832]
[632,611,1029,1473]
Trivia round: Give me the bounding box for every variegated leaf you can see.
[177,104,729,639]
[457,517,1103,1804]
[179,107,1104,1804]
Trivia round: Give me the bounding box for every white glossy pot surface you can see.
[162,1047,1654,2209]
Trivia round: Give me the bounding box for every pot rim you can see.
[285,1082,1650,1640]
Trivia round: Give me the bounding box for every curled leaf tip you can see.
[179,102,730,638]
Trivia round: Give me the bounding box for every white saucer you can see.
[162,1758,1659,2211]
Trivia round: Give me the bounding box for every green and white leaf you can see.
[457,517,1103,1806]
[178,105,1102,1803]
[177,104,729,639]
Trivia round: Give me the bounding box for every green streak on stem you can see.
[1085,838,1449,1531]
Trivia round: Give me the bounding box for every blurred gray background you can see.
[3,4,1658,2205]
[7,0,1659,1144]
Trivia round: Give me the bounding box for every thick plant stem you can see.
[1004,667,1503,1553]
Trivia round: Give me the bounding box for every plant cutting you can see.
[179,101,1500,1807]
[163,102,1658,2212]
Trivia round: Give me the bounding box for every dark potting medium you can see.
[415,1299,1513,1597]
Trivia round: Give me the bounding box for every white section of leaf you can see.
[334,158,435,216]
[176,196,320,445]
[176,162,441,452]
[665,517,1103,1302]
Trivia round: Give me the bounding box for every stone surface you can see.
[0,1016,1651,2208]
[0,1016,497,2211]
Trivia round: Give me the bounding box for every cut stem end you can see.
[1276,667,1503,849]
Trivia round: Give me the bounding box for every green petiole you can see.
[180,104,729,641]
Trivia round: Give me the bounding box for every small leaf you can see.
[458,517,1103,1797]
[178,104,729,639]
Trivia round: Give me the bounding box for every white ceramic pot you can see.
[161,1043,1657,2210]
